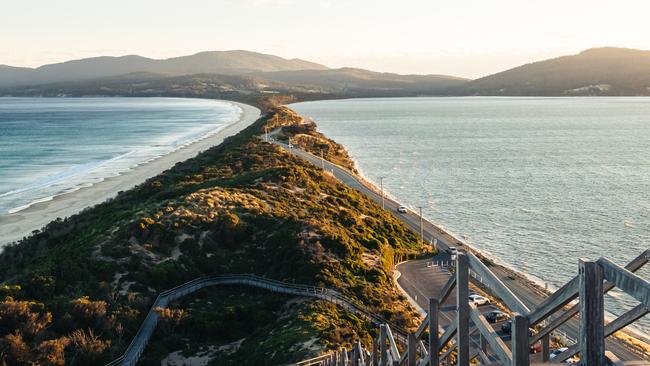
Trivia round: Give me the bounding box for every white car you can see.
[549,348,568,359]
[549,348,579,363]
[468,294,490,306]
[397,205,408,213]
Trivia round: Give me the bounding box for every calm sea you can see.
[292,97,650,332]
[0,97,240,214]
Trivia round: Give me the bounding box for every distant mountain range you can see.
[461,47,650,96]
[253,68,466,93]
[0,50,327,87]
[2,47,650,97]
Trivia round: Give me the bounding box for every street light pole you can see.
[380,177,385,210]
[418,206,424,247]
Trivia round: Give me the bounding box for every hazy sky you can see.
[2,0,649,78]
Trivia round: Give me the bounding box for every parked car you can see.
[447,247,459,256]
[550,347,579,363]
[529,341,542,354]
[550,347,568,359]
[468,294,490,306]
[485,310,510,323]
[500,321,537,336]
[397,205,408,213]
[501,320,512,334]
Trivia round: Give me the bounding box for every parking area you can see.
[396,256,567,363]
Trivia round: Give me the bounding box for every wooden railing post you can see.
[429,298,440,366]
[579,259,605,366]
[372,336,378,366]
[353,342,360,366]
[380,325,388,366]
[479,334,487,354]
[356,341,365,366]
[408,333,416,366]
[511,313,530,366]
[456,254,470,366]
[541,334,550,362]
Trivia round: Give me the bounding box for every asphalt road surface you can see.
[269,136,646,362]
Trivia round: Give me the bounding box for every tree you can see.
[0,299,52,337]
[153,307,186,333]
[68,297,107,329]
[34,337,70,366]
[1,332,30,365]
[70,328,111,363]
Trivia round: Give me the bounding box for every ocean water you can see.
[292,97,650,333]
[0,97,241,214]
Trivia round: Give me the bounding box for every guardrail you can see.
[427,260,453,269]
[106,274,408,366]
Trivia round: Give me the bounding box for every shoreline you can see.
[346,147,650,346]
[0,101,261,247]
[279,110,650,346]
[3,106,234,216]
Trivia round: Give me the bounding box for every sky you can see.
[1,0,649,79]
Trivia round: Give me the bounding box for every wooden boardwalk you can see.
[105,274,408,366]
[315,250,649,366]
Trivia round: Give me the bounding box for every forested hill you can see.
[457,47,650,96]
[0,50,328,87]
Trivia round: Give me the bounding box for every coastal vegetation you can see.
[0,104,426,365]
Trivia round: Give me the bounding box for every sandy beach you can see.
[0,101,261,247]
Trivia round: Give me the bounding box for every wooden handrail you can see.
[468,305,512,365]
[466,253,530,316]
[597,257,650,308]
[529,249,649,326]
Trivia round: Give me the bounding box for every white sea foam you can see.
[1,98,242,215]
[8,195,55,214]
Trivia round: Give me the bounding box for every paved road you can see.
[396,258,553,363]
[396,258,511,363]
[269,137,646,362]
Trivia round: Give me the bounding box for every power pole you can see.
[380,177,385,210]
[265,127,269,143]
[418,206,424,247]
[321,149,325,170]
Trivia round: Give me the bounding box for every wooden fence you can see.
[302,249,649,366]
